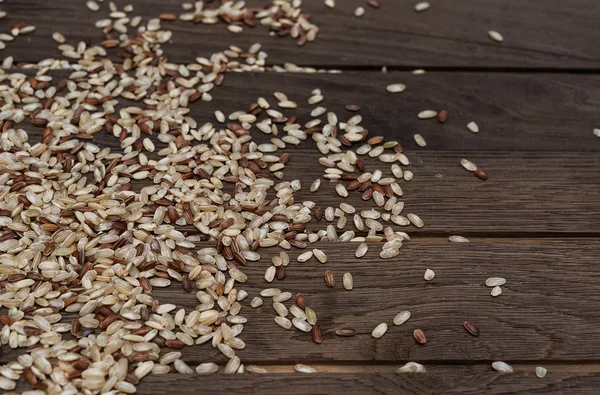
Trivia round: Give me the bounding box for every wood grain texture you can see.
[7,364,600,394]
[9,369,598,395]
[4,241,600,364]
[10,69,600,152]
[129,371,600,395]
[3,0,600,69]
[157,148,598,236]
[165,240,600,363]
[173,71,600,152]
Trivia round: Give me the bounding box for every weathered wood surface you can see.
[4,241,600,364]
[13,69,600,152]
[3,0,600,69]
[125,370,600,395]
[3,0,600,393]
[142,240,600,363]
[11,367,600,394]
[161,148,599,236]
[9,69,600,152]
[198,72,600,152]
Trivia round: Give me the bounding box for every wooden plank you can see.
[4,241,600,363]
[172,71,600,152]
[128,370,600,395]
[11,367,600,394]
[157,148,597,236]
[168,240,600,363]
[3,0,600,69]
[8,69,600,152]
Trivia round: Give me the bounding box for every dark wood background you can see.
[2,0,600,393]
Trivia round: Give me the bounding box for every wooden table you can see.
[3,0,600,393]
